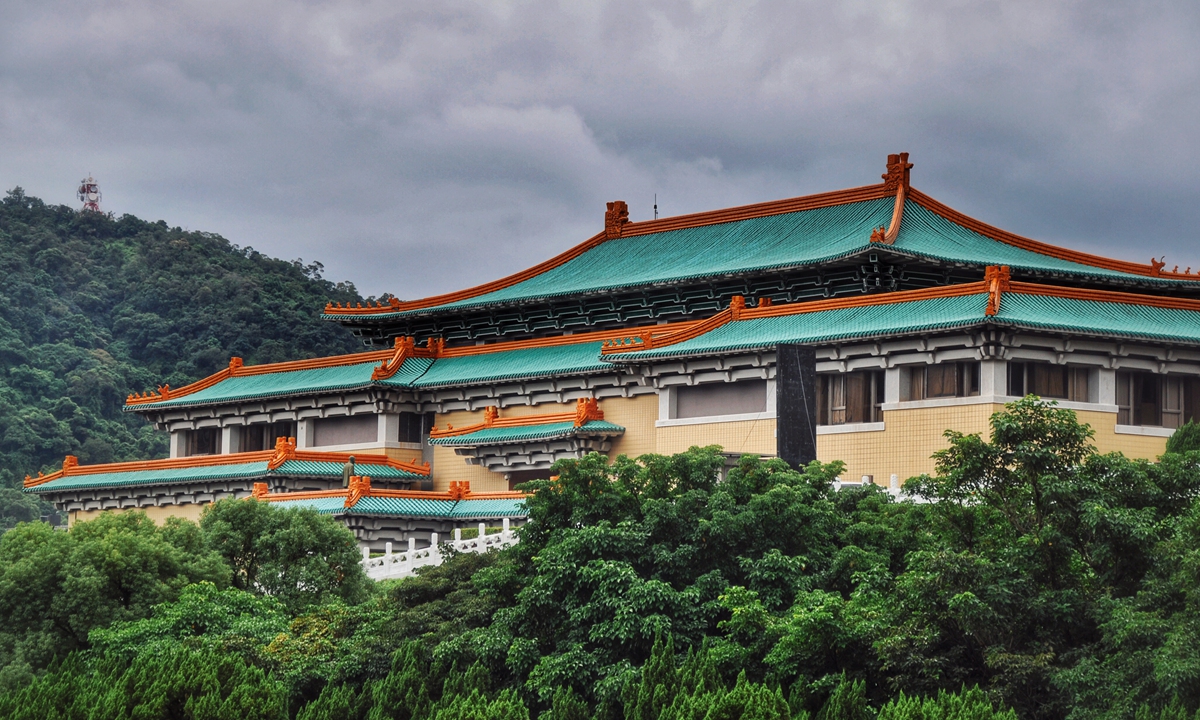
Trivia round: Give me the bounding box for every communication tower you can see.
[78,175,102,212]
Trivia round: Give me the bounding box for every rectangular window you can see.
[312,415,378,446]
[1117,372,1200,427]
[239,421,297,452]
[818,370,884,425]
[396,412,432,444]
[675,381,768,419]
[904,362,980,401]
[187,428,221,456]
[1008,363,1089,402]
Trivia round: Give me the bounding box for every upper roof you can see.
[324,155,1199,323]
[426,398,623,446]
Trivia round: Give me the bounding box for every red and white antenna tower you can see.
[78,175,102,212]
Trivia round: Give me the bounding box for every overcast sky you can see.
[2,1,1198,298]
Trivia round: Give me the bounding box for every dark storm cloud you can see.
[2,0,1198,297]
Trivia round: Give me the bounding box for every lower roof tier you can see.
[124,271,1200,413]
[24,446,429,494]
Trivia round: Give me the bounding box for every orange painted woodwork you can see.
[985,265,1011,316]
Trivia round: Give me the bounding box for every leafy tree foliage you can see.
[0,187,364,505]
[0,512,227,687]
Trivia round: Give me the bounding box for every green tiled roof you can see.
[270,495,527,519]
[26,461,269,492]
[270,459,425,479]
[604,293,991,361]
[129,343,609,410]
[27,456,422,494]
[402,343,609,388]
[604,290,1200,361]
[338,197,1185,320]
[992,294,1200,343]
[428,420,625,446]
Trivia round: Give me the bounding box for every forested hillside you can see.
[0,187,365,502]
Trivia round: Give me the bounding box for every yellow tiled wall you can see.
[818,404,1171,485]
[68,502,207,528]
[656,417,777,457]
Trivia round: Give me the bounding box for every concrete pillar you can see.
[379,413,399,445]
[884,368,901,404]
[454,528,462,542]
[384,542,392,557]
[221,426,241,455]
[1097,368,1117,406]
[169,432,189,459]
[407,537,416,553]
[981,359,1007,397]
[296,419,314,449]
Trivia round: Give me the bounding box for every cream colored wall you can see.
[1076,409,1169,459]
[601,394,659,459]
[656,418,777,457]
[818,404,1171,486]
[68,502,207,528]
[818,404,998,484]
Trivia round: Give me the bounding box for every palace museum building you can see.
[25,154,1200,549]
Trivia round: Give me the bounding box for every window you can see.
[312,415,378,446]
[187,428,221,456]
[904,362,980,401]
[396,412,433,444]
[1116,372,1200,428]
[240,421,297,452]
[1008,363,1090,402]
[818,370,884,425]
[675,381,767,419]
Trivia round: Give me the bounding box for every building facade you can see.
[26,154,1200,547]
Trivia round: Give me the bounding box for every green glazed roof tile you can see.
[605,293,991,361]
[407,343,610,388]
[428,420,625,446]
[339,197,1186,320]
[992,293,1200,343]
[26,461,270,492]
[446,498,527,518]
[272,459,425,479]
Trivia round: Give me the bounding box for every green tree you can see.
[0,511,227,682]
[200,498,370,612]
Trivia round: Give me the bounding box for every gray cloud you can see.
[2,0,1199,297]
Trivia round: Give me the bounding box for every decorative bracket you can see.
[573,397,603,426]
[345,475,371,507]
[985,265,1011,316]
[267,436,298,470]
[372,336,443,381]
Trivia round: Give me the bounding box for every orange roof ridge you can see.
[1007,281,1200,312]
[126,349,395,407]
[908,188,1200,282]
[324,183,893,317]
[429,397,604,439]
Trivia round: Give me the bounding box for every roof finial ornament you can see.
[1150,257,1165,277]
[604,201,630,239]
[882,152,913,192]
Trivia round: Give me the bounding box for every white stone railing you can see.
[360,518,519,581]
